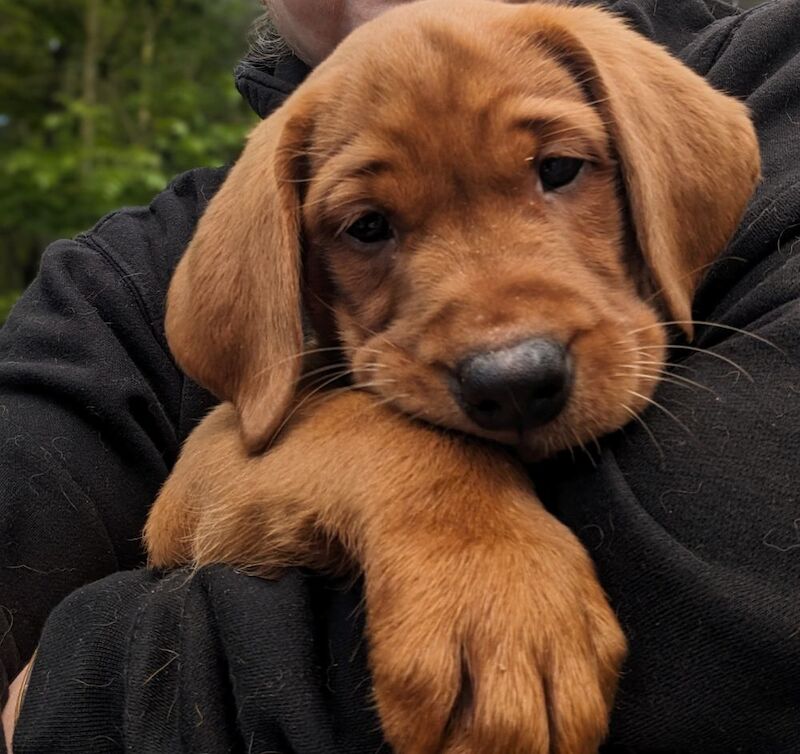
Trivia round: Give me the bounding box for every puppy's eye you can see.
[539,157,584,191]
[344,212,394,246]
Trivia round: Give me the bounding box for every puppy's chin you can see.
[350,313,668,463]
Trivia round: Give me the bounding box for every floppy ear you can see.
[522,5,761,338]
[166,98,314,451]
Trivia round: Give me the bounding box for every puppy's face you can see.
[167,0,759,453]
[301,16,664,457]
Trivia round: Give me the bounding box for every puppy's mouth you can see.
[349,317,668,459]
[351,339,574,455]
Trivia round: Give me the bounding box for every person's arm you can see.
[12,565,384,754]
[0,168,226,721]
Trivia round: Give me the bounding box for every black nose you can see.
[454,339,572,432]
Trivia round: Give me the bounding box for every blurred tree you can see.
[0,0,768,323]
[0,0,261,321]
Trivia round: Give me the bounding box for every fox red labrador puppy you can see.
[145,1,759,752]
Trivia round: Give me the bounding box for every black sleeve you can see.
[13,567,383,754]
[0,168,224,688]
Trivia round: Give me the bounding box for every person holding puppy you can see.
[3,0,800,752]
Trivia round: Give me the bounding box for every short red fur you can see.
[145,2,759,752]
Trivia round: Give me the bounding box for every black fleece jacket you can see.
[2,1,800,752]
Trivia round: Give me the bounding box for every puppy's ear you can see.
[167,97,315,451]
[524,6,760,338]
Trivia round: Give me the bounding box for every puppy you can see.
[145,1,759,752]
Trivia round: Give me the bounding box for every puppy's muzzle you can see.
[453,338,573,432]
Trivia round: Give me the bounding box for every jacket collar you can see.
[234,54,310,120]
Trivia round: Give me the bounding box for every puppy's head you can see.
[168,0,760,455]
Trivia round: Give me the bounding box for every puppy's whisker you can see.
[617,345,672,362]
[620,359,697,374]
[344,391,412,425]
[306,289,412,365]
[269,382,376,450]
[615,371,717,396]
[302,291,398,361]
[354,380,400,391]
[245,344,383,384]
[365,331,408,359]
[617,362,715,392]
[626,390,694,438]
[617,342,666,351]
[370,393,412,411]
[565,438,577,465]
[641,257,747,307]
[580,406,606,457]
[246,346,346,380]
[298,369,354,393]
[619,343,752,381]
[640,370,714,393]
[270,371,358,444]
[619,403,665,461]
[299,361,383,385]
[626,321,782,352]
[401,403,434,425]
[664,345,754,382]
[300,362,358,382]
[299,365,353,383]
[643,371,715,394]
[569,428,597,469]
[617,361,664,376]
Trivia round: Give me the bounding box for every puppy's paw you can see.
[366,510,625,754]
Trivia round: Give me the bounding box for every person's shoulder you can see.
[73,165,231,331]
[81,165,230,280]
[571,0,739,58]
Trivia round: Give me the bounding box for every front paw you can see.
[365,513,625,754]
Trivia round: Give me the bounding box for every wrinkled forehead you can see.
[308,3,592,165]
[310,8,605,217]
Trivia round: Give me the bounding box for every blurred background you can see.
[0,0,260,321]
[0,0,765,323]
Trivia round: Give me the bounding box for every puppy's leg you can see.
[145,407,242,568]
[145,392,625,753]
[145,405,320,573]
[361,458,625,754]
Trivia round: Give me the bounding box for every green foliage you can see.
[0,0,261,305]
[0,291,20,323]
